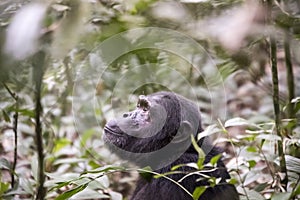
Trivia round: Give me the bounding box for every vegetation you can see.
[0,0,299,199]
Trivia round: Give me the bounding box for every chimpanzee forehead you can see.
[148,91,175,99]
[142,92,178,107]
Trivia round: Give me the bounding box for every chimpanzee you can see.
[103,91,239,200]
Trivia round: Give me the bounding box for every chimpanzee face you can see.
[102,91,201,169]
[117,95,167,138]
[103,92,181,152]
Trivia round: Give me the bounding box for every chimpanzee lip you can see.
[104,125,123,136]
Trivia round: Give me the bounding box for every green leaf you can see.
[246,146,257,153]
[49,181,72,192]
[14,108,34,118]
[210,154,221,166]
[2,110,11,123]
[53,138,71,153]
[254,182,269,192]
[293,183,300,196]
[80,129,94,147]
[81,165,125,175]
[197,124,221,140]
[171,163,198,171]
[71,188,110,199]
[247,160,256,168]
[256,134,281,141]
[55,183,89,200]
[243,188,265,200]
[109,190,123,200]
[191,135,205,169]
[228,178,238,185]
[291,97,300,104]
[139,166,153,182]
[0,182,10,195]
[0,158,11,170]
[285,155,300,173]
[19,177,34,194]
[290,97,300,113]
[192,186,206,200]
[31,154,38,181]
[224,117,250,127]
[271,192,291,200]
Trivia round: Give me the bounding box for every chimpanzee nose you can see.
[106,119,118,129]
[123,112,137,118]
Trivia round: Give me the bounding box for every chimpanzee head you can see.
[103,91,203,168]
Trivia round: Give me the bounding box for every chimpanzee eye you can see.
[137,97,150,111]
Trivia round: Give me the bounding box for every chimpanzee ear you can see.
[172,121,193,144]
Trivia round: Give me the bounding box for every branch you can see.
[270,35,288,189]
[284,33,295,119]
[2,83,19,189]
[267,0,288,190]
[32,51,47,200]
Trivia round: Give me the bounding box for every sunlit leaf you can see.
[246,146,257,153]
[109,190,123,200]
[0,182,10,195]
[191,135,205,168]
[71,188,109,199]
[55,183,88,200]
[197,124,221,140]
[193,186,206,200]
[247,160,256,168]
[81,165,125,175]
[225,117,250,127]
[53,138,71,153]
[228,178,238,185]
[210,154,221,166]
[256,134,281,141]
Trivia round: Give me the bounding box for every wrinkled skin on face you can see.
[103,91,239,200]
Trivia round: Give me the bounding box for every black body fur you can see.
[103,91,239,200]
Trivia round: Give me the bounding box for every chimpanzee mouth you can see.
[104,126,124,137]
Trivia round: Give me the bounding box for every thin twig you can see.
[2,83,19,189]
[137,168,194,198]
[217,119,249,200]
[12,103,18,188]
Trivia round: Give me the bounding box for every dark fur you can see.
[103,91,239,200]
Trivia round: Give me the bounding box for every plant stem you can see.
[266,0,288,190]
[284,33,295,119]
[2,83,19,189]
[270,36,288,189]
[12,102,18,188]
[33,51,46,200]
